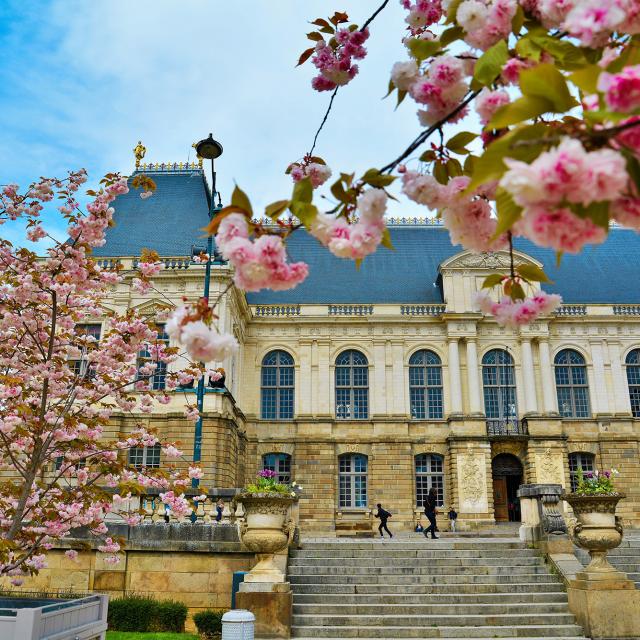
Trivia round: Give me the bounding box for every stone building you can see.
[92,162,640,534]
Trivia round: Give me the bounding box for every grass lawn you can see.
[106,633,199,640]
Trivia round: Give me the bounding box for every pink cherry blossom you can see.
[289,161,332,189]
[598,65,640,113]
[474,290,562,328]
[475,88,510,125]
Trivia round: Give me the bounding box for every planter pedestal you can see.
[237,582,292,639]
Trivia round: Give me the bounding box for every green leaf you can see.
[573,201,610,230]
[440,26,464,47]
[488,95,554,128]
[446,158,464,177]
[445,0,463,22]
[330,179,349,203]
[381,228,394,251]
[231,184,253,216]
[292,177,313,204]
[510,282,526,301]
[607,44,640,73]
[289,200,318,227]
[623,150,640,193]
[264,199,290,220]
[446,131,477,152]
[307,31,324,42]
[515,36,542,61]
[433,162,448,185]
[529,32,587,69]
[569,65,602,94]
[463,154,477,176]
[482,274,505,289]
[519,63,576,112]
[474,40,509,86]
[467,123,548,191]
[511,5,525,34]
[407,38,441,61]
[397,89,408,108]
[494,188,523,237]
[384,78,395,98]
[516,263,552,283]
[419,150,437,162]
[361,168,396,187]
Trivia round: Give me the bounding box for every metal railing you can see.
[555,305,587,316]
[254,305,301,317]
[486,419,528,437]
[328,304,374,316]
[400,304,446,316]
[613,305,640,316]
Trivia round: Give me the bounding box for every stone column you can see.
[316,340,331,416]
[448,338,463,414]
[521,338,538,414]
[299,342,312,416]
[392,341,406,416]
[590,341,609,414]
[373,341,387,415]
[608,341,632,415]
[538,338,556,414]
[466,339,483,415]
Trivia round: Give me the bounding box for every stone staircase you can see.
[288,538,587,639]
[576,535,640,588]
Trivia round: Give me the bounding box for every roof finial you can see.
[192,142,204,169]
[133,141,146,169]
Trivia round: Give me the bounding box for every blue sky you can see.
[0,0,439,245]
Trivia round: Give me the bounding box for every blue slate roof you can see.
[94,170,640,304]
[93,170,210,258]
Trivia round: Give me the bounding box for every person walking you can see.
[423,488,439,539]
[374,503,393,538]
[448,505,458,533]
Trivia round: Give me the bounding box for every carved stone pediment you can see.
[131,299,175,316]
[439,250,543,272]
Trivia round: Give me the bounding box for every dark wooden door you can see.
[493,477,509,522]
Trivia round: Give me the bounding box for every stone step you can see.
[290,549,538,559]
[292,613,577,628]
[290,582,564,595]
[290,624,586,638]
[289,573,561,585]
[289,556,542,567]
[299,542,526,551]
[288,565,550,576]
[292,603,571,616]
[293,592,569,605]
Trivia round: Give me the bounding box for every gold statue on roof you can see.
[192,142,204,168]
[133,141,147,169]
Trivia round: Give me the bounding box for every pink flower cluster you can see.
[159,491,191,518]
[400,0,443,33]
[397,55,469,126]
[598,65,640,113]
[474,290,562,328]
[500,138,626,252]
[311,28,369,91]
[456,0,517,50]
[215,213,309,291]
[290,162,332,188]
[310,188,388,259]
[475,88,510,124]
[401,171,507,252]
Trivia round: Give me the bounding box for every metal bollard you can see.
[221,609,255,640]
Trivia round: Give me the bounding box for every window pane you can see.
[279,388,294,419]
[353,389,368,419]
[262,367,277,386]
[336,367,350,387]
[261,389,277,419]
[427,388,443,419]
[410,388,425,419]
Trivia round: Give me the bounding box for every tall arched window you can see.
[409,350,443,419]
[568,452,596,492]
[137,324,168,390]
[555,349,590,418]
[338,453,368,508]
[626,349,640,417]
[262,453,291,484]
[335,350,369,420]
[482,349,517,433]
[261,351,294,420]
[415,454,445,507]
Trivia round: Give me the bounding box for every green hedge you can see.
[193,609,225,638]
[107,595,187,633]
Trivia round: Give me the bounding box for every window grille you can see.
[335,350,369,420]
[70,323,102,379]
[128,444,161,469]
[415,453,445,507]
[338,453,368,508]
[137,324,169,390]
[626,349,640,417]
[262,452,291,484]
[261,351,294,419]
[555,349,590,418]
[482,349,518,430]
[568,452,595,492]
[409,350,443,419]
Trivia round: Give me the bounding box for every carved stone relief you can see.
[336,443,372,457]
[535,448,566,485]
[257,442,295,457]
[456,451,488,514]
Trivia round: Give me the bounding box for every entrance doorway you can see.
[491,453,523,522]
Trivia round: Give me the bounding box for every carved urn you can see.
[562,493,625,575]
[237,494,296,583]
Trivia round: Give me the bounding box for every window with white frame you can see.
[262,452,291,484]
[482,349,517,425]
[70,323,102,378]
[555,349,590,418]
[338,453,368,508]
[335,350,368,420]
[568,452,595,492]
[261,351,294,419]
[409,350,443,419]
[415,454,445,507]
[137,324,169,390]
[128,444,161,469]
[626,349,640,418]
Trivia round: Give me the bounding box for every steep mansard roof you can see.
[94,169,640,305]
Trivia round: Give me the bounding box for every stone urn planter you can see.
[237,493,296,583]
[562,492,625,575]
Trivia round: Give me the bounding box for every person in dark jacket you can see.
[423,488,439,539]
[374,503,393,538]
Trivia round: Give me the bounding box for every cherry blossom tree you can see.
[186,0,640,331]
[0,171,234,583]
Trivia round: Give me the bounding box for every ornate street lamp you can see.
[192,133,223,488]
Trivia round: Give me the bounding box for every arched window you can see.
[409,350,443,419]
[137,324,168,390]
[626,349,640,417]
[261,350,294,420]
[482,349,517,433]
[338,453,368,508]
[568,452,596,492]
[415,454,445,507]
[262,453,291,484]
[555,349,590,418]
[335,350,369,420]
